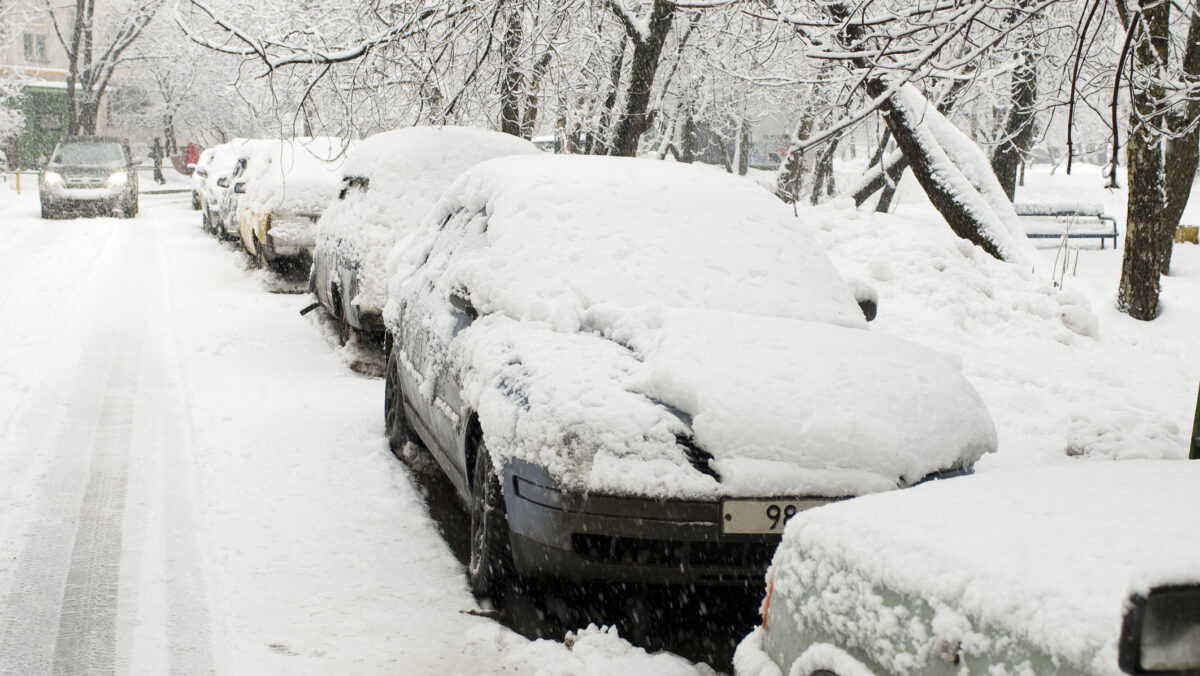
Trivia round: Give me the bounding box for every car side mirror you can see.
[217,176,229,188]
[1119,584,1200,674]
[448,288,477,320]
[233,182,246,194]
[197,169,208,178]
[846,278,879,322]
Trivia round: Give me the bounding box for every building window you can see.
[23,33,48,64]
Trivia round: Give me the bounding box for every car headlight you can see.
[107,171,127,185]
[42,171,63,185]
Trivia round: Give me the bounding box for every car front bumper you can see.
[503,460,782,586]
[40,184,126,207]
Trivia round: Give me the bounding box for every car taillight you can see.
[761,575,774,628]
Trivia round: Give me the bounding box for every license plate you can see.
[721,498,830,535]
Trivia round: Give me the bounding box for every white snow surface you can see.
[315,126,538,316]
[387,155,996,498]
[766,460,1200,675]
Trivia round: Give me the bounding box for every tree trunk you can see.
[608,0,675,157]
[1159,10,1200,275]
[809,133,841,205]
[736,118,750,176]
[991,46,1038,201]
[775,116,813,203]
[498,6,524,137]
[869,79,1007,260]
[1117,1,1171,320]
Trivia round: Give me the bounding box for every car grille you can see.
[571,533,776,570]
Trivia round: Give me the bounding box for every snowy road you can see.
[0,191,702,675]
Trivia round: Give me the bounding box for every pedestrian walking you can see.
[151,137,166,185]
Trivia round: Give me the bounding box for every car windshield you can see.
[52,142,124,165]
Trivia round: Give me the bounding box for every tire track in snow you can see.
[0,211,214,675]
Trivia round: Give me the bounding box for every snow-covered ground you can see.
[0,158,1196,676]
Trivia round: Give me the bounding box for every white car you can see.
[735,460,1200,676]
[200,140,244,238]
[311,126,538,345]
[382,155,997,595]
[236,137,349,272]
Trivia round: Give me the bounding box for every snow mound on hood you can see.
[316,126,539,316]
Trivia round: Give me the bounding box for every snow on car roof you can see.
[333,126,540,236]
[316,126,539,316]
[770,460,1200,673]
[241,137,350,216]
[399,154,868,330]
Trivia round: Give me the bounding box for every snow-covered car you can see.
[236,137,349,272]
[311,126,539,345]
[39,136,139,218]
[190,146,213,211]
[382,155,998,595]
[734,460,1200,676]
[210,139,261,240]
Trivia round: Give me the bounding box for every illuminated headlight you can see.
[107,171,128,185]
[41,171,63,185]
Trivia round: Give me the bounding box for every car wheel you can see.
[40,202,53,219]
[384,349,415,453]
[468,435,514,598]
[191,193,201,210]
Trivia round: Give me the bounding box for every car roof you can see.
[405,154,867,329]
[770,460,1200,670]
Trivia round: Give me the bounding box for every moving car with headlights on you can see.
[735,460,1200,676]
[311,126,538,346]
[382,155,998,596]
[39,136,138,218]
[236,137,348,273]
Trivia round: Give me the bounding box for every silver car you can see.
[39,136,139,218]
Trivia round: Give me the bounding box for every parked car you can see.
[735,460,1200,676]
[39,136,139,218]
[212,139,269,242]
[190,146,213,210]
[311,126,539,346]
[236,137,348,273]
[382,155,998,596]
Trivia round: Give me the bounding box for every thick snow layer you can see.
[811,163,1199,465]
[315,126,538,317]
[766,460,1200,675]
[238,137,349,218]
[388,156,995,498]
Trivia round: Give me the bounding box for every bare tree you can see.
[47,0,164,135]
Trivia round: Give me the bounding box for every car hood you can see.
[458,305,996,500]
[596,307,998,497]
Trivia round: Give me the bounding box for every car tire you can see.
[468,435,514,599]
[191,193,201,210]
[40,203,53,219]
[255,237,268,269]
[384,349,415,453]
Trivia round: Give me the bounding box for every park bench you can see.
[1015,202,1120,249]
